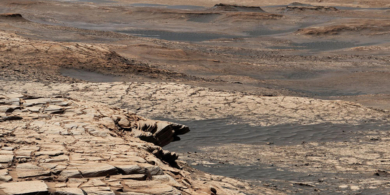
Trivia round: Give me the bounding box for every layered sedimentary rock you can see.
[0,30,191,83]
[211,4,265,12]
[1,81,388,127]
[0,93,248,195]
[0,93,187,147]
[297,19,390,36]
[285,3,338,11]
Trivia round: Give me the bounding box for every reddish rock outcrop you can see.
[0,93,248,195]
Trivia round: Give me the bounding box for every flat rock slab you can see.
[0,181,48,195]
[55,188,85,195]
[17,170,51,178]
[111,174,146,180]
[0,155,14,163]
[114,165,145,175]
[16,163,51,178]
[60,169,82,179]
[82,187,115,195]
[35,151,64,156]
[77,163,117,177]
[124,181,180,195]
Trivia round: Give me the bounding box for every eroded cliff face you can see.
[0,30,193,83]
[0,93,263,195]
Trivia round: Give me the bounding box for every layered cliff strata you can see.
[0,30,192,83]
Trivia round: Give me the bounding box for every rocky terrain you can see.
[0,30,193,83]
[0,92,279,195]
[1,80,389,194]
[1,0,390,194]
[182,130,390,194]
[0,80,388,127]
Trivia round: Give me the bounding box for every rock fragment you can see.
[0,155,14,163]
[123,180,181,195]
[114,164,145,175]
[55,188,85,195]
[77,163,117,177]
[16,163,51,178]
[0,181,48,195]
[60,169,82,179]
[132,120,189,147]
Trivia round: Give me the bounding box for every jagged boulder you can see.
[130,120,190,147]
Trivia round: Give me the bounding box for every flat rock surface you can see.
[0,81,387,126]
[55,188,85,195]
[0,181,48,195]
